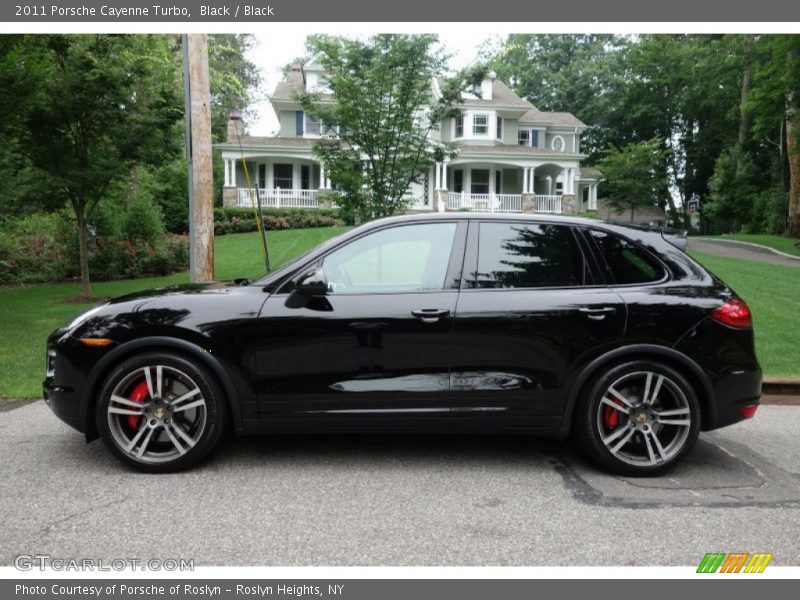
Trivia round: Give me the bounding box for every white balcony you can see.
[445,192,561,214]
[235,188,333,209]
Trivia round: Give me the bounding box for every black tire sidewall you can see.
[577,360,701,477]
[95,351,227,473]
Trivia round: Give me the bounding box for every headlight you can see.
[46,350,56,378]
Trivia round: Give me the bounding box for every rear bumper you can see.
[709,367,762,430]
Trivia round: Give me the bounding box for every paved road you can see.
[688,238,800,268]
[1,401,799,566]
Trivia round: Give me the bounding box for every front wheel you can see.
[575,361,700,476]
[96,352,227,473]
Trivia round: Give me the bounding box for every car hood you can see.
[106,282,234,305]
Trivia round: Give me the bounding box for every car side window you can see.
[473,222,586,289]
[322,223,457,294]
[588,229,665,285]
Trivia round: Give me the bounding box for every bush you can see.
[214,207,347,235]
[0,196,188,285]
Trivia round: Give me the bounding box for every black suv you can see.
[44,214,761,475]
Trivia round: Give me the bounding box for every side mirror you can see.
[285,267,329,309]
[296,267,328,296]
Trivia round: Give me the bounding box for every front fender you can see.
[79,336,246,441]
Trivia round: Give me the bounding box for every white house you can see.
[216,59,600,215]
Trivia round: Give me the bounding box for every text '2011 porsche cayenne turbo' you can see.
[44,214,762,475]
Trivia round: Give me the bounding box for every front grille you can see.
[46,350,56,378]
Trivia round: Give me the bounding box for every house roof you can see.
[519,107,586,128]
[271,66,334,103]
[580,167,602,179]
[455,79,533,109]
[217,136,316,150]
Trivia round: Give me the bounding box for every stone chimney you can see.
[226,110,243,142]
[480,71,497,101]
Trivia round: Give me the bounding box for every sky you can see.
[245,32,502,136]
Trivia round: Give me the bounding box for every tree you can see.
[208,34,260,143]
[597,139,671,222]
[0,35,182,297]
[298,34,484,219]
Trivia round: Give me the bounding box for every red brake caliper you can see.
[603,399,621,429]
[127,380,150,429]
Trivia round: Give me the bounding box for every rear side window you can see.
[474,222,586,289]
[588,229,665,285]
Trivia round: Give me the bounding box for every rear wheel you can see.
[96,352,227,473]
[576,361,700,476]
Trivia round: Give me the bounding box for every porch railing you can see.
[446,192,561,214]
[236,188,326,209]
[534,195,562,214]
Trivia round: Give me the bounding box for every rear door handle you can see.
[578,306,616,320]
[411,308,450,323]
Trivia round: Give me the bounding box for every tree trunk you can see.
[75,206,92,298]
[788,48,800,237]
[736,35,754,174]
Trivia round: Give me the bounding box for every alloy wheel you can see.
[107,365,207,464]
[595,370,692,467]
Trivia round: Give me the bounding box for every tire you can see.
[96,351,227,473]
[574,360,700,476]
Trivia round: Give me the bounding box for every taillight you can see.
[739,404,759,419]
[710,299,752,329]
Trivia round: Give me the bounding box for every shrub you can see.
[0,197,188,285]
[214,207,347,235]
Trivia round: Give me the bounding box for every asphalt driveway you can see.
[1,400,799,566]
[688,238,800,267]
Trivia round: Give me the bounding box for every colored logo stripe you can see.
[697,552,773,573]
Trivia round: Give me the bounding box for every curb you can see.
[693,237,800,261]
[762,378,800,395]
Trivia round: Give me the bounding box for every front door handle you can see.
[578,306,616,320]
[411,308,451,323]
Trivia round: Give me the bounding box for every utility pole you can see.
[182,33,215,282]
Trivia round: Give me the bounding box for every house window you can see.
[301,165,310,190]
[556,181,564,194]
[258,164,266,189]
[531,129,540,148]
[473,114,489,136]
[496,116,503,140]
[455,115,464,138]
[274,164,293,189]
[518,129,530,146]
[552,135,565,152]
[471,169,490,194]
[453,169,464,193]
[305,114,321,136]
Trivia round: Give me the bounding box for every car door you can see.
[253,220,467,427]
[449,220,626,429]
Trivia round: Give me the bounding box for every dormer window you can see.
[472,114,489,136]
[518,130,529,146]
[455,115,464,138]
[552,135,565,152]
[305,114,321,136]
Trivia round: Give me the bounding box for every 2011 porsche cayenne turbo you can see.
[43,213,762,475]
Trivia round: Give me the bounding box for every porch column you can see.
[522,168,528,195]
[528,166,536,193]
[434,161,441,189]
[230,159,237,187]
[319,164,326,189]
[223,159,229,187]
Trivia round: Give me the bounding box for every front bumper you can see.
[43,376,83,432]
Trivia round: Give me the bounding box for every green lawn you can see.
[697,233,800,257]
[688,250,800,378]
[0,226,349,399]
